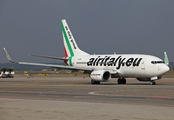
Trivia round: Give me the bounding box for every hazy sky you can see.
[0,0,174,63]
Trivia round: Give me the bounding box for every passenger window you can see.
[151,61,164,64]
[151,61,156,64]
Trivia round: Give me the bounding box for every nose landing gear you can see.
[150,80,156,85]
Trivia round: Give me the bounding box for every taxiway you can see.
[0,76,174,120]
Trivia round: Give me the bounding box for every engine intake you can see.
[90,70,111,82]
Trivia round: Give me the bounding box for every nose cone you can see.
[160,65,170,75]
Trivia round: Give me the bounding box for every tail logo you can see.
[70,40,76,49]
[65,26,76,49]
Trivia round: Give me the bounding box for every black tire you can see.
[94,81,100,84]
[91,80,100,84]
[150,81,156,85]
[117,79,122,84]
[122,78,126,84]
[91,79,95,84]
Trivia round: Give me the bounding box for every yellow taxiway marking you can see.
[18,83,88,86]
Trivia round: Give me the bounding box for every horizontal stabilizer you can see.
[29,54,68,61]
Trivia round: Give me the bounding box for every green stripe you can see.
[61,21,74,57]
[69,57,73,66]
[61,21,74,66]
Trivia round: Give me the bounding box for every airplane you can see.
[4,19,170,85]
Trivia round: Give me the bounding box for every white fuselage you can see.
[68,54,169,78]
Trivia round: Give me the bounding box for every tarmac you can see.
[0,75,174,120]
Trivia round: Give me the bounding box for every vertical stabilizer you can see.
[61,19,89,57]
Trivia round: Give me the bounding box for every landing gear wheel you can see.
[91,80,100,84]
[117,79,122,84]
[150,80,156,85]
[117,78,126,84]
[122,78,126,84]
[91,79,95,84]
[96,81,100,84]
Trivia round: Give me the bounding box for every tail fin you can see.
[164,52,169,65]
[61,19,89,57]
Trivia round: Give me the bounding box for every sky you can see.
[0,0,174,63]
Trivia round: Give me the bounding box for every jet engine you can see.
[90,70,111,82]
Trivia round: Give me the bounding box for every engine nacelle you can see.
[90,70,111,82]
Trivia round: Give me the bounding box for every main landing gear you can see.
[150,80,156,85]
[117,78,126,84]
[91,79,100,84]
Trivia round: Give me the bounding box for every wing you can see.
[19,61,93,71]
[3,48,92,72]
[19,62,118,74]
[3,48,118,74]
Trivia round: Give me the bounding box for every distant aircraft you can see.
[4,19,170,85]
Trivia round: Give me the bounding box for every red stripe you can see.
[64,46,68,57]
[64,46,69,66]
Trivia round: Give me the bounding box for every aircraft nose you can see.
[160,65,170,74]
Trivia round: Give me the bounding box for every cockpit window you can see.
[151,61,164,64]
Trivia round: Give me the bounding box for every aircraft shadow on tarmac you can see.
[83,82,170,85]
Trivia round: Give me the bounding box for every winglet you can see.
[164,52,169,65]
[3,48,18,63]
